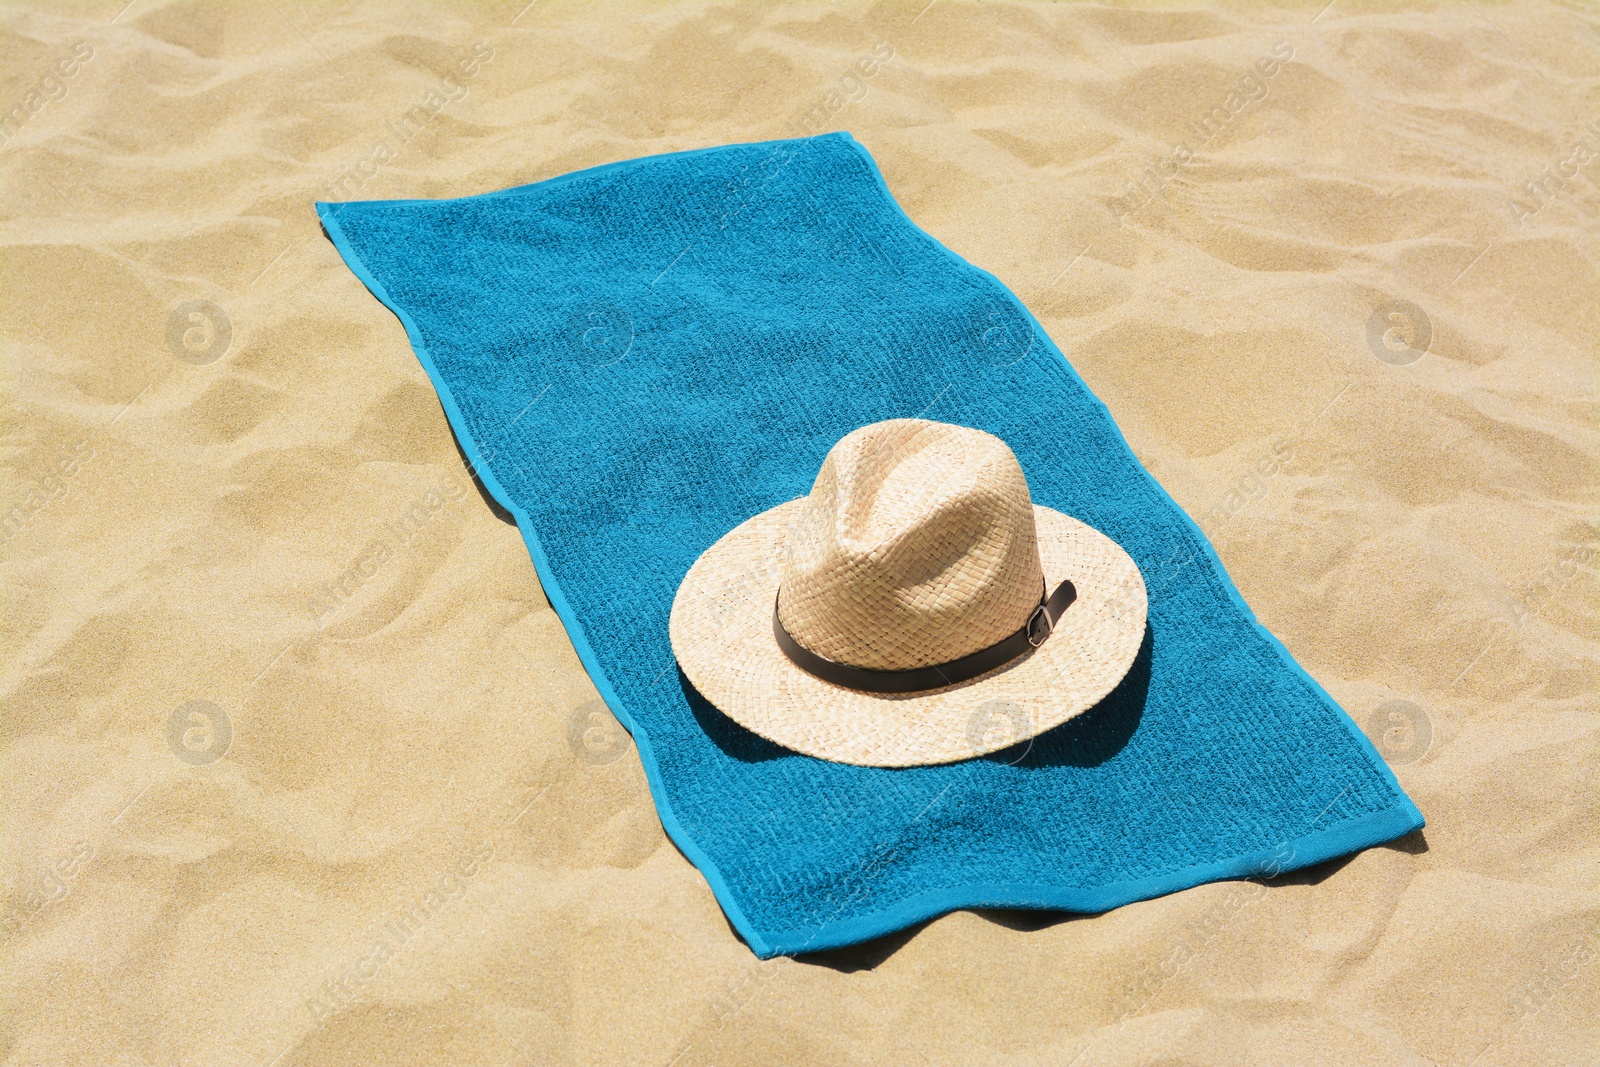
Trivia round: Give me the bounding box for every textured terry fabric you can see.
[316,133,1424,959]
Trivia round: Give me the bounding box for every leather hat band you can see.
[772,579,1077,694]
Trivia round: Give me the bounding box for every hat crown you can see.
[776,419,1044,672]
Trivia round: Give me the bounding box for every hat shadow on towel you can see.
[680,623,1154,769]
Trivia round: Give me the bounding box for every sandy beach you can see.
[2,1,1596,1064]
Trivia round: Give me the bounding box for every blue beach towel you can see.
[317,133,1423,958]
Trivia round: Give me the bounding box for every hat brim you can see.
[669,500,1148,767]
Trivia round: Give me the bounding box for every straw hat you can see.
[669,419,1147,767]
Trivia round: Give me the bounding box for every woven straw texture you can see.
[317,132,1423,959]
[779,419,1045,670]
[671,419,1147,766]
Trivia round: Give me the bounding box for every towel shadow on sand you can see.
[445,410,517,525]
[793,827,1431,973]
[683,623,1154,770]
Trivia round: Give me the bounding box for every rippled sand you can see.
[2,1,1596,1064]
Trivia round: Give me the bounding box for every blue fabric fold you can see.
[316,132,1422,958]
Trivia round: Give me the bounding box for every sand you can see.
[2,1,1596,1064]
